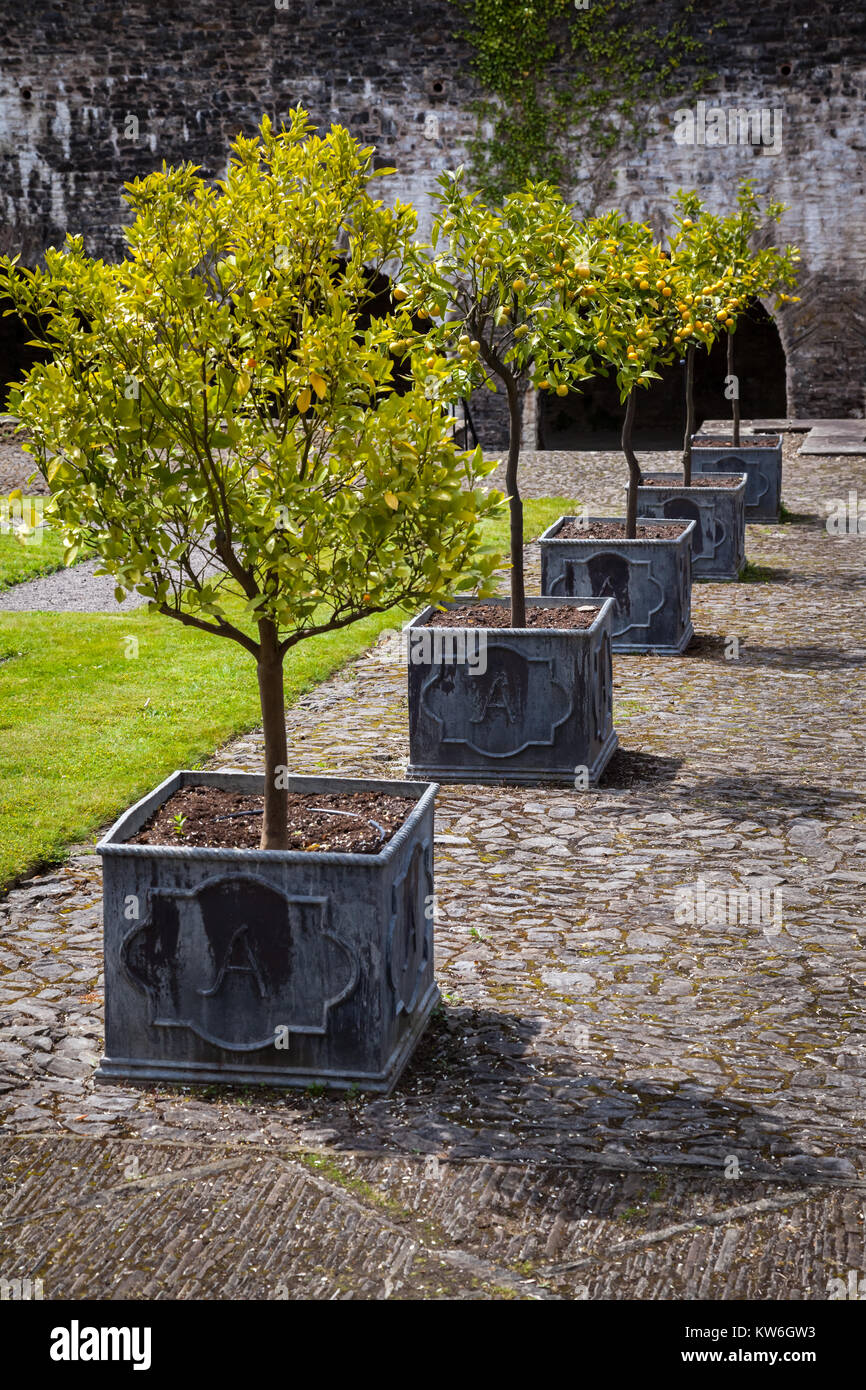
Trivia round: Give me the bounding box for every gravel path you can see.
[0,557,148,612]
[1,435,865,1297]
[0,423,46,496]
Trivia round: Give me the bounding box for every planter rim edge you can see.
[96,769,438,866]
[635,472,747,491]
[690,433,782,449]
[538,515,696,544]
[404,593,616,636]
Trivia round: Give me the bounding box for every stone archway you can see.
[0,260,425,412]
[536,300,788,449]
[775,274,866,419]
[0,292,51,410]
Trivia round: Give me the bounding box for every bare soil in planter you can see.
[695,436,775,448]
[423,602,599,630]
[129,786,417,854]
[642,474,742,488]
[557,521,688,541]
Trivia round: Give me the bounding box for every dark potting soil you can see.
[424,602,599,630]
[642,473,742,488]
[556,521,688,541]
[129,786,417,854]
[694,436,777,448]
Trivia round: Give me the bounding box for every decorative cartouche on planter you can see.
[689,433,783,522]
[406,595,617,786]
[539,516,695,654]
[96,769,440,1094]
[635,472,747,581]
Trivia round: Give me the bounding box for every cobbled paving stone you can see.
[1,435,865,1297]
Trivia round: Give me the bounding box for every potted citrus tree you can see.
[632,192,748,581]
[0,112,506,1093]
[539,215,697,653]
[395,170,619,786]
[688,181,800,521]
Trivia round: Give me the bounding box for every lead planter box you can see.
[95,770,439,1094]
[539,516,695,654]
[690,433,783,522]
[635,472,747,581]
[406,595,617,786]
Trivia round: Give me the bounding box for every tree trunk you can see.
[505,373,526,628]
[682,345,695,486]
[257,622,289,850]
[622,388,641,539]
[728,331,740,448]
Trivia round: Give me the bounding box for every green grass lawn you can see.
[0,496,578,887]
[0,498,69,589]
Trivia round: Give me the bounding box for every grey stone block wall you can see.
[1,1,863,423]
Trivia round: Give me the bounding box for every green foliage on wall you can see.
[451,0,712,208]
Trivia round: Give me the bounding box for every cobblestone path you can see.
[2,436,865,1297]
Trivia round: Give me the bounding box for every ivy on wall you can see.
[451,0,713,208]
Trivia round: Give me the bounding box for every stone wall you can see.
[1,0,864,426]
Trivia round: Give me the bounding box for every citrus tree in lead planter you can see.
[0,113,504,1093]
[687,182,800,521]
[539,216,696,653]
[633,193,748,582]
[397,171,619,786]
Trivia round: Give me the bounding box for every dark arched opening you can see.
[538,299,787,450]
[0,293,52,410]
[0,261,436,420]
